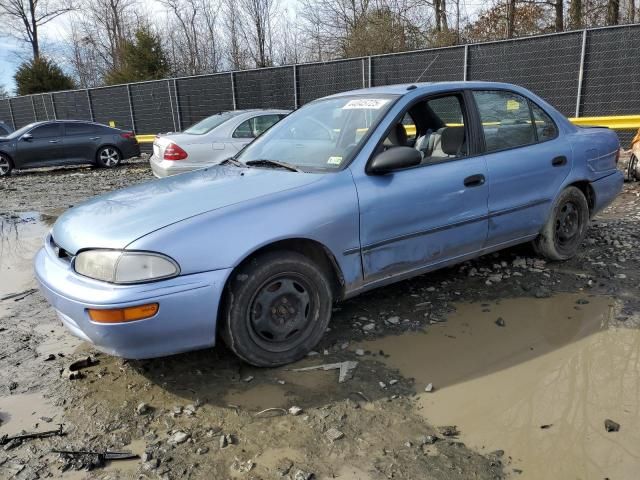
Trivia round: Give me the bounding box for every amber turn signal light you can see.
[88,303,159,323]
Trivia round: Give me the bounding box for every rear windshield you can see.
[184,112,242,135]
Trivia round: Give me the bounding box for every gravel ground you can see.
[0,160,638,479]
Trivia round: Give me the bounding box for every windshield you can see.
[236,95,398,172]
[184,112,241,135]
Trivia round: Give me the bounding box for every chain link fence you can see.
[1,24,639,146]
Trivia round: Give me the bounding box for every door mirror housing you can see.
[368,146,421,175]
[21,133,33,141]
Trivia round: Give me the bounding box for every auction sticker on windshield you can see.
[327,156,343,166]
[343,99,390,110]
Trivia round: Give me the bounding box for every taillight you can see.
[163,143,188,161]
[120,132,134,139]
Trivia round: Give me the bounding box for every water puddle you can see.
[0,392,62,435]
[0,211,55,298]
[358,294,640,479]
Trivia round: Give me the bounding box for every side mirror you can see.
[21,133,33,141]
[368,146,421,175]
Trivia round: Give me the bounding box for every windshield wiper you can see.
[219,157,247,168]
[245,159,303,172]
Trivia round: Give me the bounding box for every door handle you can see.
[464,174,485,188]
[90,137,100,140]
[552,155,567,166]
[48,140,59,144]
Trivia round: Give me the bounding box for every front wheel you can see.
[0,153,13,177]
[221,251,333,367]
[533,186,589,261]
[96,146,121,168]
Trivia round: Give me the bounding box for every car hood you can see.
[52,165,321,254]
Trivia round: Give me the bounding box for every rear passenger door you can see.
[472,90,572,247]
[63,123,102,163]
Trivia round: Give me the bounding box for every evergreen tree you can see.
[14,58,76,95]
[106,27,169,85]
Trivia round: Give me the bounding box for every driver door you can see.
[17,123,64,168]
[351,91,490,283]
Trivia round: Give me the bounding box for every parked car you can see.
[0,120,140,177]
[35,82,623,367]
[150,109,290,177]
[0,121,13,136]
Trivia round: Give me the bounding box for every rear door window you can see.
[65,123,99,136]
[530,102,558,142]
[473,91,536,152]
[233,119,254,139]
[252,115,281,136]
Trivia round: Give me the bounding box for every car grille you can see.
[49,235,72,263]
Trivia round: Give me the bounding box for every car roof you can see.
[325,81,532,99]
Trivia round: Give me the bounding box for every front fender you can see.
[126,169,363,288]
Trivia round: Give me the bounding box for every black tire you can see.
[96,146,121,168]
[533,186,589,261]
[221,251,333,367]
[0,153,13,177]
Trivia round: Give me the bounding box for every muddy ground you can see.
[0,158,639,479]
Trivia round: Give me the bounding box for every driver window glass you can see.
[233,119,254,139]
[383,94,468,166]
[30,124,61,139]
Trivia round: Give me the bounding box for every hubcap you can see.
[0,157,9,175]
[555,201,580,247]
[249,274,313,351]
[100,148,119,167]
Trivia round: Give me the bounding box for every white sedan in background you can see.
[150,109,290,177]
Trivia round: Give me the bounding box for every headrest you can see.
[441,126,465,156]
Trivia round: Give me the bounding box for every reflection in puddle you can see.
[359,294,640,479]
[0,392,62,435]
[0,211,55,297]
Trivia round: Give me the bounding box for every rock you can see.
[68,356,97,371]
[276,458,293,476]
[438,425,459,437]
[379,381,386,389]
[495,317,506,327]
[288,406,303,416]
[143,458,160,471]
[231,458,254,473]
[325,427,344,442]
[293,469,313,480]
[136,402,152,415]
[168,431,189,445]
[243,375,254,383]
[534,288,551,298]
[389,379,398,386]
[8,381,17,391]
[386,316,400,325]
[425,383,434,392]
[604,419,620,432]
[219,434,233,448]
[40,416,53,423]
[196,447,209,455]
[67,371,84,380]
[355,349,365,356]
[362,323,376,332]
[576,298,590,305]
[419,435,438,445]
[184,404,197,416]
[44,354,56,362]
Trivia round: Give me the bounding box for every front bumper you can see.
[34,240,231,359]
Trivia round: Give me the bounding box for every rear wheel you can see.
[0,153,13,177]
[533,186,589,261]
[96,146,121,168]
[221,251,333,367]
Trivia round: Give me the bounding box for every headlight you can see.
[74,250,180,284]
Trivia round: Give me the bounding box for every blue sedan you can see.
[34,82,623,366]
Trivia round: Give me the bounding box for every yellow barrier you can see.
[134,115,640,143]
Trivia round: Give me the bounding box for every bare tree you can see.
[0,0,75,59]
[222,0,251,69]
[159,0,222,75]
[569,0,583,28]
[606,0,620,23]
[239,0,278,67]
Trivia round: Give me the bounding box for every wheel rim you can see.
[554,201,582,249]
[0,157,9,175]
[100,148,119,167]
[248,273,315,353]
